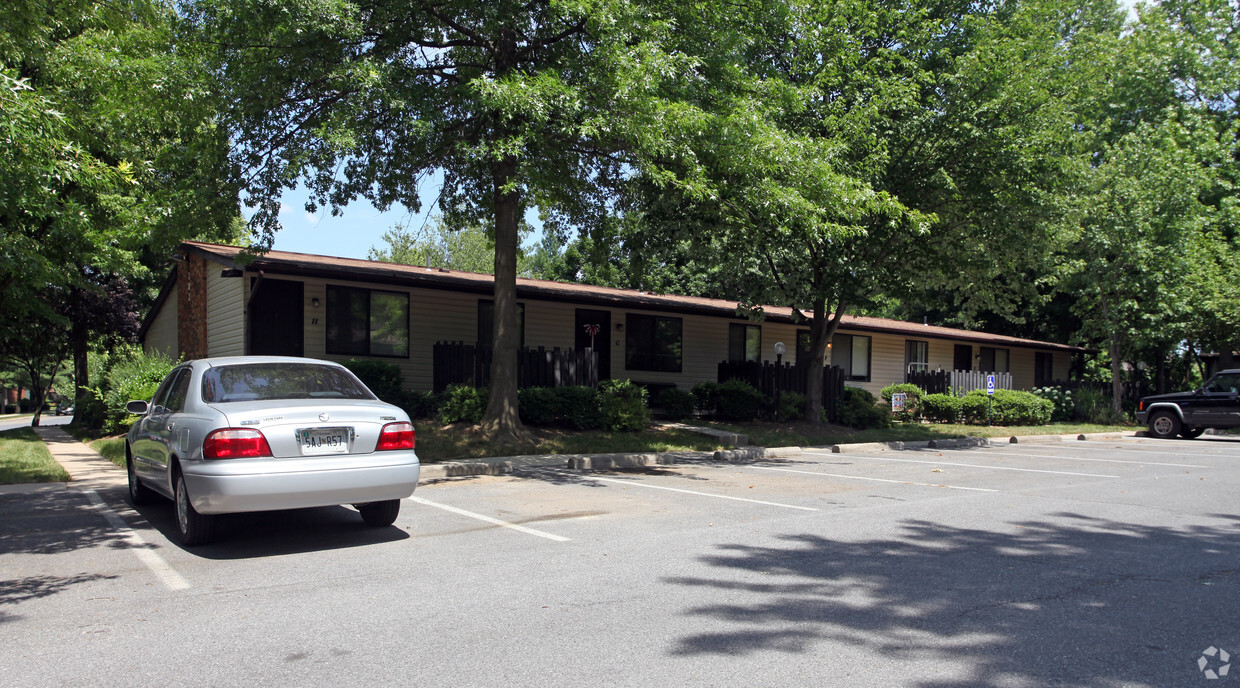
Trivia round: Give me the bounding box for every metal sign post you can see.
[986,374,995,426]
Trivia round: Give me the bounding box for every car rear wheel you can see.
[1180,427,1205,439]
[126,446,156,506]
[1148,411,1181,439]
[175,472,216,546]
[358,499,400,527]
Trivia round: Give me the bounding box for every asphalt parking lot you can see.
[4,436,1240,687]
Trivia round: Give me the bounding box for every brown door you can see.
[954,344,973,372]
[248,278,304,356]
[575,309,611,380]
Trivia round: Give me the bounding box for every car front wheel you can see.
[126,446,155,505]
[175,472,216,546]
[1148,411,1181,439]
[358,500,401,527]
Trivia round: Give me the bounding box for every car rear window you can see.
[201,363,377,403]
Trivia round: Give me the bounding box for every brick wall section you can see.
[177,254,209,359]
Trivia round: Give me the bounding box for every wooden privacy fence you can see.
[717,361,847,421]
[906,369,1013,394]
[433,342,599,393]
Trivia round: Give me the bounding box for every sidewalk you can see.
[0,426,129,495]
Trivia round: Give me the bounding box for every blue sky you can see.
[265,182,544,261]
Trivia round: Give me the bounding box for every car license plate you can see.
[299,427,350,455]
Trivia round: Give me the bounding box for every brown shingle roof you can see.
[182,241,1087,353]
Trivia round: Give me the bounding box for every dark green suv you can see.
[1136,369,1240,439]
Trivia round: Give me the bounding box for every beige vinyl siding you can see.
[207,270,245,357]
[144,285,178,359]
[297,275,477,391]
[218,270,1079,394]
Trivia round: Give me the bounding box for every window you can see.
[906,340,929,373]
[980,347,1010,373]
[728,324,761,363]
[625,314,682,372]
[1035,352,1054,386]
[477,300,525,348]
[796,330,813,365]
[326,285,410,358]
[831,333,871,381]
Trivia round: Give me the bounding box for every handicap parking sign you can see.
[986,374,996,396]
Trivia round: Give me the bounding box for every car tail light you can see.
[203,428,273,459]
[376,422,415,451]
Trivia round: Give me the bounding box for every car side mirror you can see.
[126,400,150,415]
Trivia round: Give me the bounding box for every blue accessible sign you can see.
[986,374,996,396]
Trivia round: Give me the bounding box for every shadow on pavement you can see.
[664,513,1240,686]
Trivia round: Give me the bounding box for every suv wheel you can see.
[1148,410,1181,439]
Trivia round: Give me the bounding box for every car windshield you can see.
[201,363,377,403]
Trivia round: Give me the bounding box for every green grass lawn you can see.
[701,420,1135,448]
[0,428,71,484]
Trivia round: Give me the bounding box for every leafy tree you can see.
[369,215,535,275]
[2,0,241,411]
[188,0,697,441]
[626,0,1097,421]
[0,289,72,426]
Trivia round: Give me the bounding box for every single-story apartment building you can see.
[139,241,1087,396]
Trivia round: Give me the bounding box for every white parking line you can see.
[753,466,997,492]
[82,490,190,591]
[554,471,819,511]
[409,496,571,542]
[976,448,1208,468]
[804,451,1119,478]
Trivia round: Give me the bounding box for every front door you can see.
[575,309,611,380]
[954,344,973,372]
[249,278,304,356]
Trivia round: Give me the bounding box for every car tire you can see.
[1180,427,1205,439]
[126,446,156,506]
[1147,410,1181,439]
[358,499,401,527]
[175,471,216,546]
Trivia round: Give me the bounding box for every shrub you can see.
[394,389,438,419]
[656,387,696,421]
[837,387,890,429]
[1032,386,1074,422]
[960,391,992,424]
[557,386,603,430]
[920,393,962,423]
[1073,386,1120,424]
[773,391,807,422]
[99,348,177,433]
[880,383,924,422]
[714,380,764,421]
[597,379,650,432]
[691,381,719,414]
[518,387,561,426]
[342,358,403,402]
[991,389,1053,426]
[438,384,488,424]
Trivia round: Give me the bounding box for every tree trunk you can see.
[70,288,89,419]
[803,295,846,424]
[479,156,529,442]
[1110,338,1123,419]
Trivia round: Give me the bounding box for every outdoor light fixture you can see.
[774,342,786,356]
[312,298,321,308]
[615,323,624,332]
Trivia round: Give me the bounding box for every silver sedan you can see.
[125,356,420,546]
